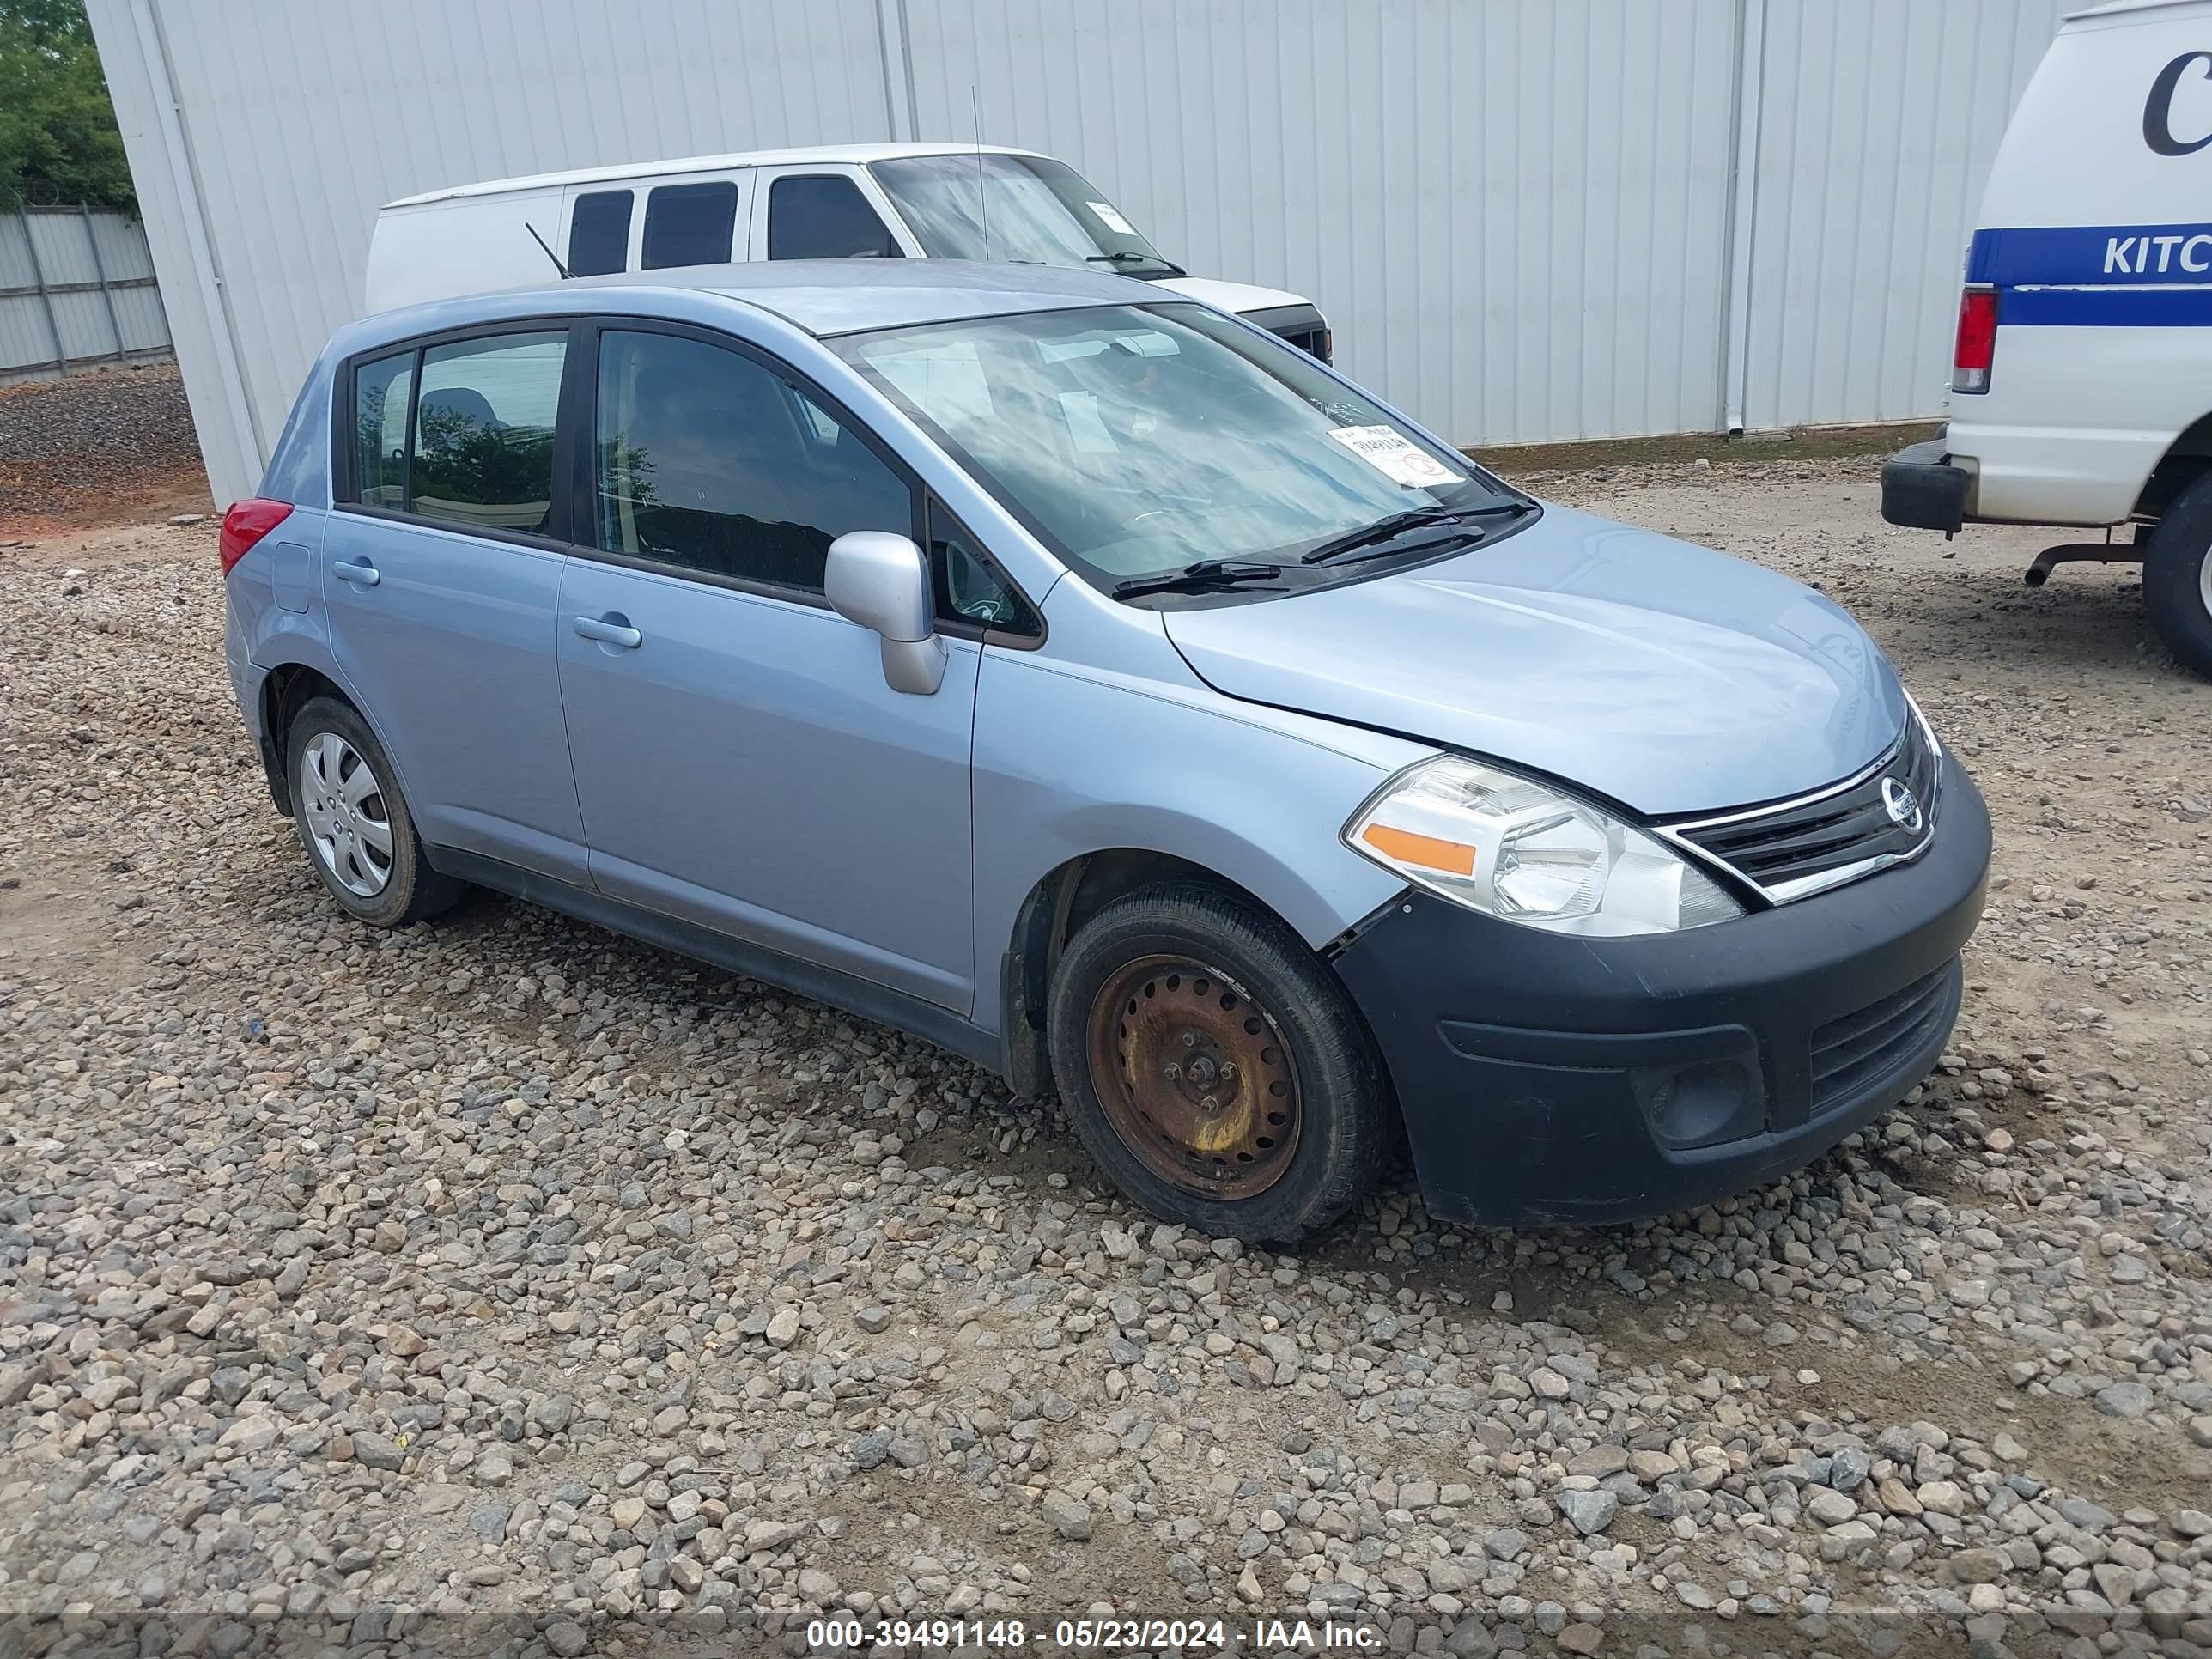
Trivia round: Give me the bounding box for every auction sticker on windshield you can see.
[1086,200,1139,235]
[1328,424,1464,488]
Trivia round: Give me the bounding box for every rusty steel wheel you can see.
[1083,953,1304,1197]
[1049,883,1389,1241]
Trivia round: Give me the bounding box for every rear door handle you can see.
[573,613,642,650]
[331,559,380,586]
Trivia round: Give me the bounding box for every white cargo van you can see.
[365,142,1332,362]
[1881,0,2212,676]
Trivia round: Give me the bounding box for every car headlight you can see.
[1343,756,1745,936]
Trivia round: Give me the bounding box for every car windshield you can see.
[834,301,1516,592]
[870,154,1180,276]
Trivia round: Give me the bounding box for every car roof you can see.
[384,142,1047,209]
[578,259,1156,335]
[343,260,1164,354]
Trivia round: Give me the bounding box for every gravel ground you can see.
[0,363,204,536]
[1,453,2209,1659]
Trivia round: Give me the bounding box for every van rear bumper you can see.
[1881,438,1972,532]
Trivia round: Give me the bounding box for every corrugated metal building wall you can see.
[87,0,2071,508]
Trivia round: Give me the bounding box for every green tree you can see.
[0,0,133,210]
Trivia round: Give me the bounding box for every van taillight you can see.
[1952,288,1998,394]
[218,499,292,575]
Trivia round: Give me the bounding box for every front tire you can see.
[1046,884,1389,1243]
[2145,473,2212,679]
[284,696,461,927]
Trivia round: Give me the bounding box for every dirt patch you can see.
[0,361,210,537]
[1469,419,1942,477]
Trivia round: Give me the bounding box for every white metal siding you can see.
[1736,0,2075,430]
[903,0,1741,447]
[90,0,2071,506]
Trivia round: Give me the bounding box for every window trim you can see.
[333,317,586,556]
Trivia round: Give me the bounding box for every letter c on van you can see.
[2145,50,2212,156]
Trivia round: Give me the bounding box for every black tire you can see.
[1046,883,1389,1243]
[283,696,462,927]
[2145,473,2212,679]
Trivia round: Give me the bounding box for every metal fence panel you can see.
[25,208,101,286]
[110,283,171,354]
[0,215,33,290]
[88,209,158,283]
[0,204,173,378]
[0,293,58,373]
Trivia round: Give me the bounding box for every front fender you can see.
[970,647,1425,1037]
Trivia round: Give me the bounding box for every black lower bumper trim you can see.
[1881,437,1971,533]
[1332,767,1990,1226]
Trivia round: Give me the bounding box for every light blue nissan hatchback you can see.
[223,261,1990,1241]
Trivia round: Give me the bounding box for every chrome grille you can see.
[1662,716,1940,902]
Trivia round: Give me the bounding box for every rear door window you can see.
[408,331,569,535]
[767,174,901,260]
[568,190,633,276]
[642,181,739,269]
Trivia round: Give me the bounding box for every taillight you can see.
[1951,288,1998,393]
[218,499,292,575]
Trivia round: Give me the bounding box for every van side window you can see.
[641,181,738,270]
[352,349,415,509]
[593,329,912,595]
[568,191,633,277]
[768,175,901,260]
[929,501,1035,635]
[408,331,568,535]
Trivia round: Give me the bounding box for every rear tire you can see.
[2145,474,2212,679]
[284,696,462,927]
[1046,883,1389,1243]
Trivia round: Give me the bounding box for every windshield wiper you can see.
[1298,501,1537,566]
[1087,251,1188,277]
[1112,559,1285,599]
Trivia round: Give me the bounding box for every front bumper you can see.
[1332,767,1990,1226]
[1880,436,1972,533]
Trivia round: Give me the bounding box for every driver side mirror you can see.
[825,532,947,696]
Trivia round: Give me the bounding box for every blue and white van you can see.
[1881,0,2212,676]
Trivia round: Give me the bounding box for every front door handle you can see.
[573,613,642,650]
[331,559,380,587]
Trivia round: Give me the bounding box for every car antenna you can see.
[525,221,571,280]
[970,85,990,260]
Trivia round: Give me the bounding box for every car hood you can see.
[1160,504,1908,817]
[1152,275,1316,316]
